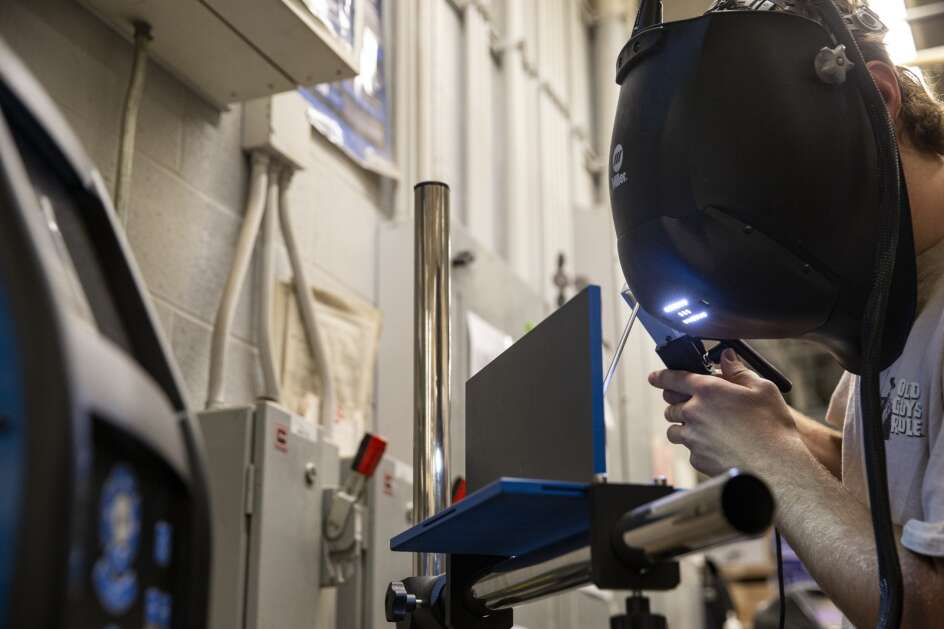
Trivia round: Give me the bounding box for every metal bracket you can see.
[589,483,680,590]
[325,476,363,540]
[387,576,448,628]
[321,487,365,587]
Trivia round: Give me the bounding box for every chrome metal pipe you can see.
[618,469,774,562]
[413,181,452,577]
[470,547,592,611]
[469,470,774,612]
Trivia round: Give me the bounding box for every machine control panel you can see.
[73,422,188,629]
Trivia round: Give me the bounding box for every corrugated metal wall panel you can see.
[464,5,497,251]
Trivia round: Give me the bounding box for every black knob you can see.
[385,581,418,622]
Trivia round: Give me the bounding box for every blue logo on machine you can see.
[153,521,173,568]
[144,587,173,628]
[92,463,141,615]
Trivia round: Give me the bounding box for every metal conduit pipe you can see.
[413,181,452,577]
[114,21,152,225]
[277,167,336,430]
[206,151,269,408]
[470,470,774,612]
[256,163,281,402]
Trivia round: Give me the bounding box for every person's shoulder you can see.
[825,371,854,428]
[923,283,944,351]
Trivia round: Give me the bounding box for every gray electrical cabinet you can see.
[337,457,413,629]
[199,402,339,629]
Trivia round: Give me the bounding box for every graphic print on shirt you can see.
[880,376,925,440]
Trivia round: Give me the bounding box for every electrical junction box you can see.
[75,0,361,109]
[337,456,414,629]
[198,402,340,629]
[242,91,313,168]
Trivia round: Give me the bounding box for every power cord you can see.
[813,1,906,627]
[775,529,786,629]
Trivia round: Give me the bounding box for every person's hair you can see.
[857,39,944,156]
[840,0,944,155]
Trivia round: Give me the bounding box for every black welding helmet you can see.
[609,0,916,373]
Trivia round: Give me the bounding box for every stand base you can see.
[610,594,668,629]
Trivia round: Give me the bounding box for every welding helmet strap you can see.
[632,0,663,35]
[811,1,904,627]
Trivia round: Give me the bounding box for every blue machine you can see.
[0,37,210,627]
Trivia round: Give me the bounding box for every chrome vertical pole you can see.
[413,181,451,576]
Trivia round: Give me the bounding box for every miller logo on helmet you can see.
[612,144,623,172]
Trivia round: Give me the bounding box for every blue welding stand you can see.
[386,482,681,629]
[385,286,686,628]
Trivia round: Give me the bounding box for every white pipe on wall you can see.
[463,1,497,252]
[206,151,270,409]
[277,168,337,430]
[114,21,152,225]
[416,0,435,181]
[592,0,631,173]
[502,1,536,286]
[257,164,282,402]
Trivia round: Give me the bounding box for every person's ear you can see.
[866,60,902,121]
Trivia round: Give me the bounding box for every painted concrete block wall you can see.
[0,0,384,414]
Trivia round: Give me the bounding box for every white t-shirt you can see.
[827,237,944,557]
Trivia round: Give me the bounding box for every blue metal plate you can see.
[390,478,590,557]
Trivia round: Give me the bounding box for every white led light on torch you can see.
[662,299,689,313]
[682,311,708,325]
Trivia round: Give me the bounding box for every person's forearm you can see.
[790,409,843,479]
[753,434,942,628]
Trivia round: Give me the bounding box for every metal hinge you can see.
[244,463,256,516]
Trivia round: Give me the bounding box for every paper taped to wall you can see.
[466,310,512,378]
[274,281,382,457]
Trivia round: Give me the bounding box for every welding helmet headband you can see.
[608,0,916,373]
